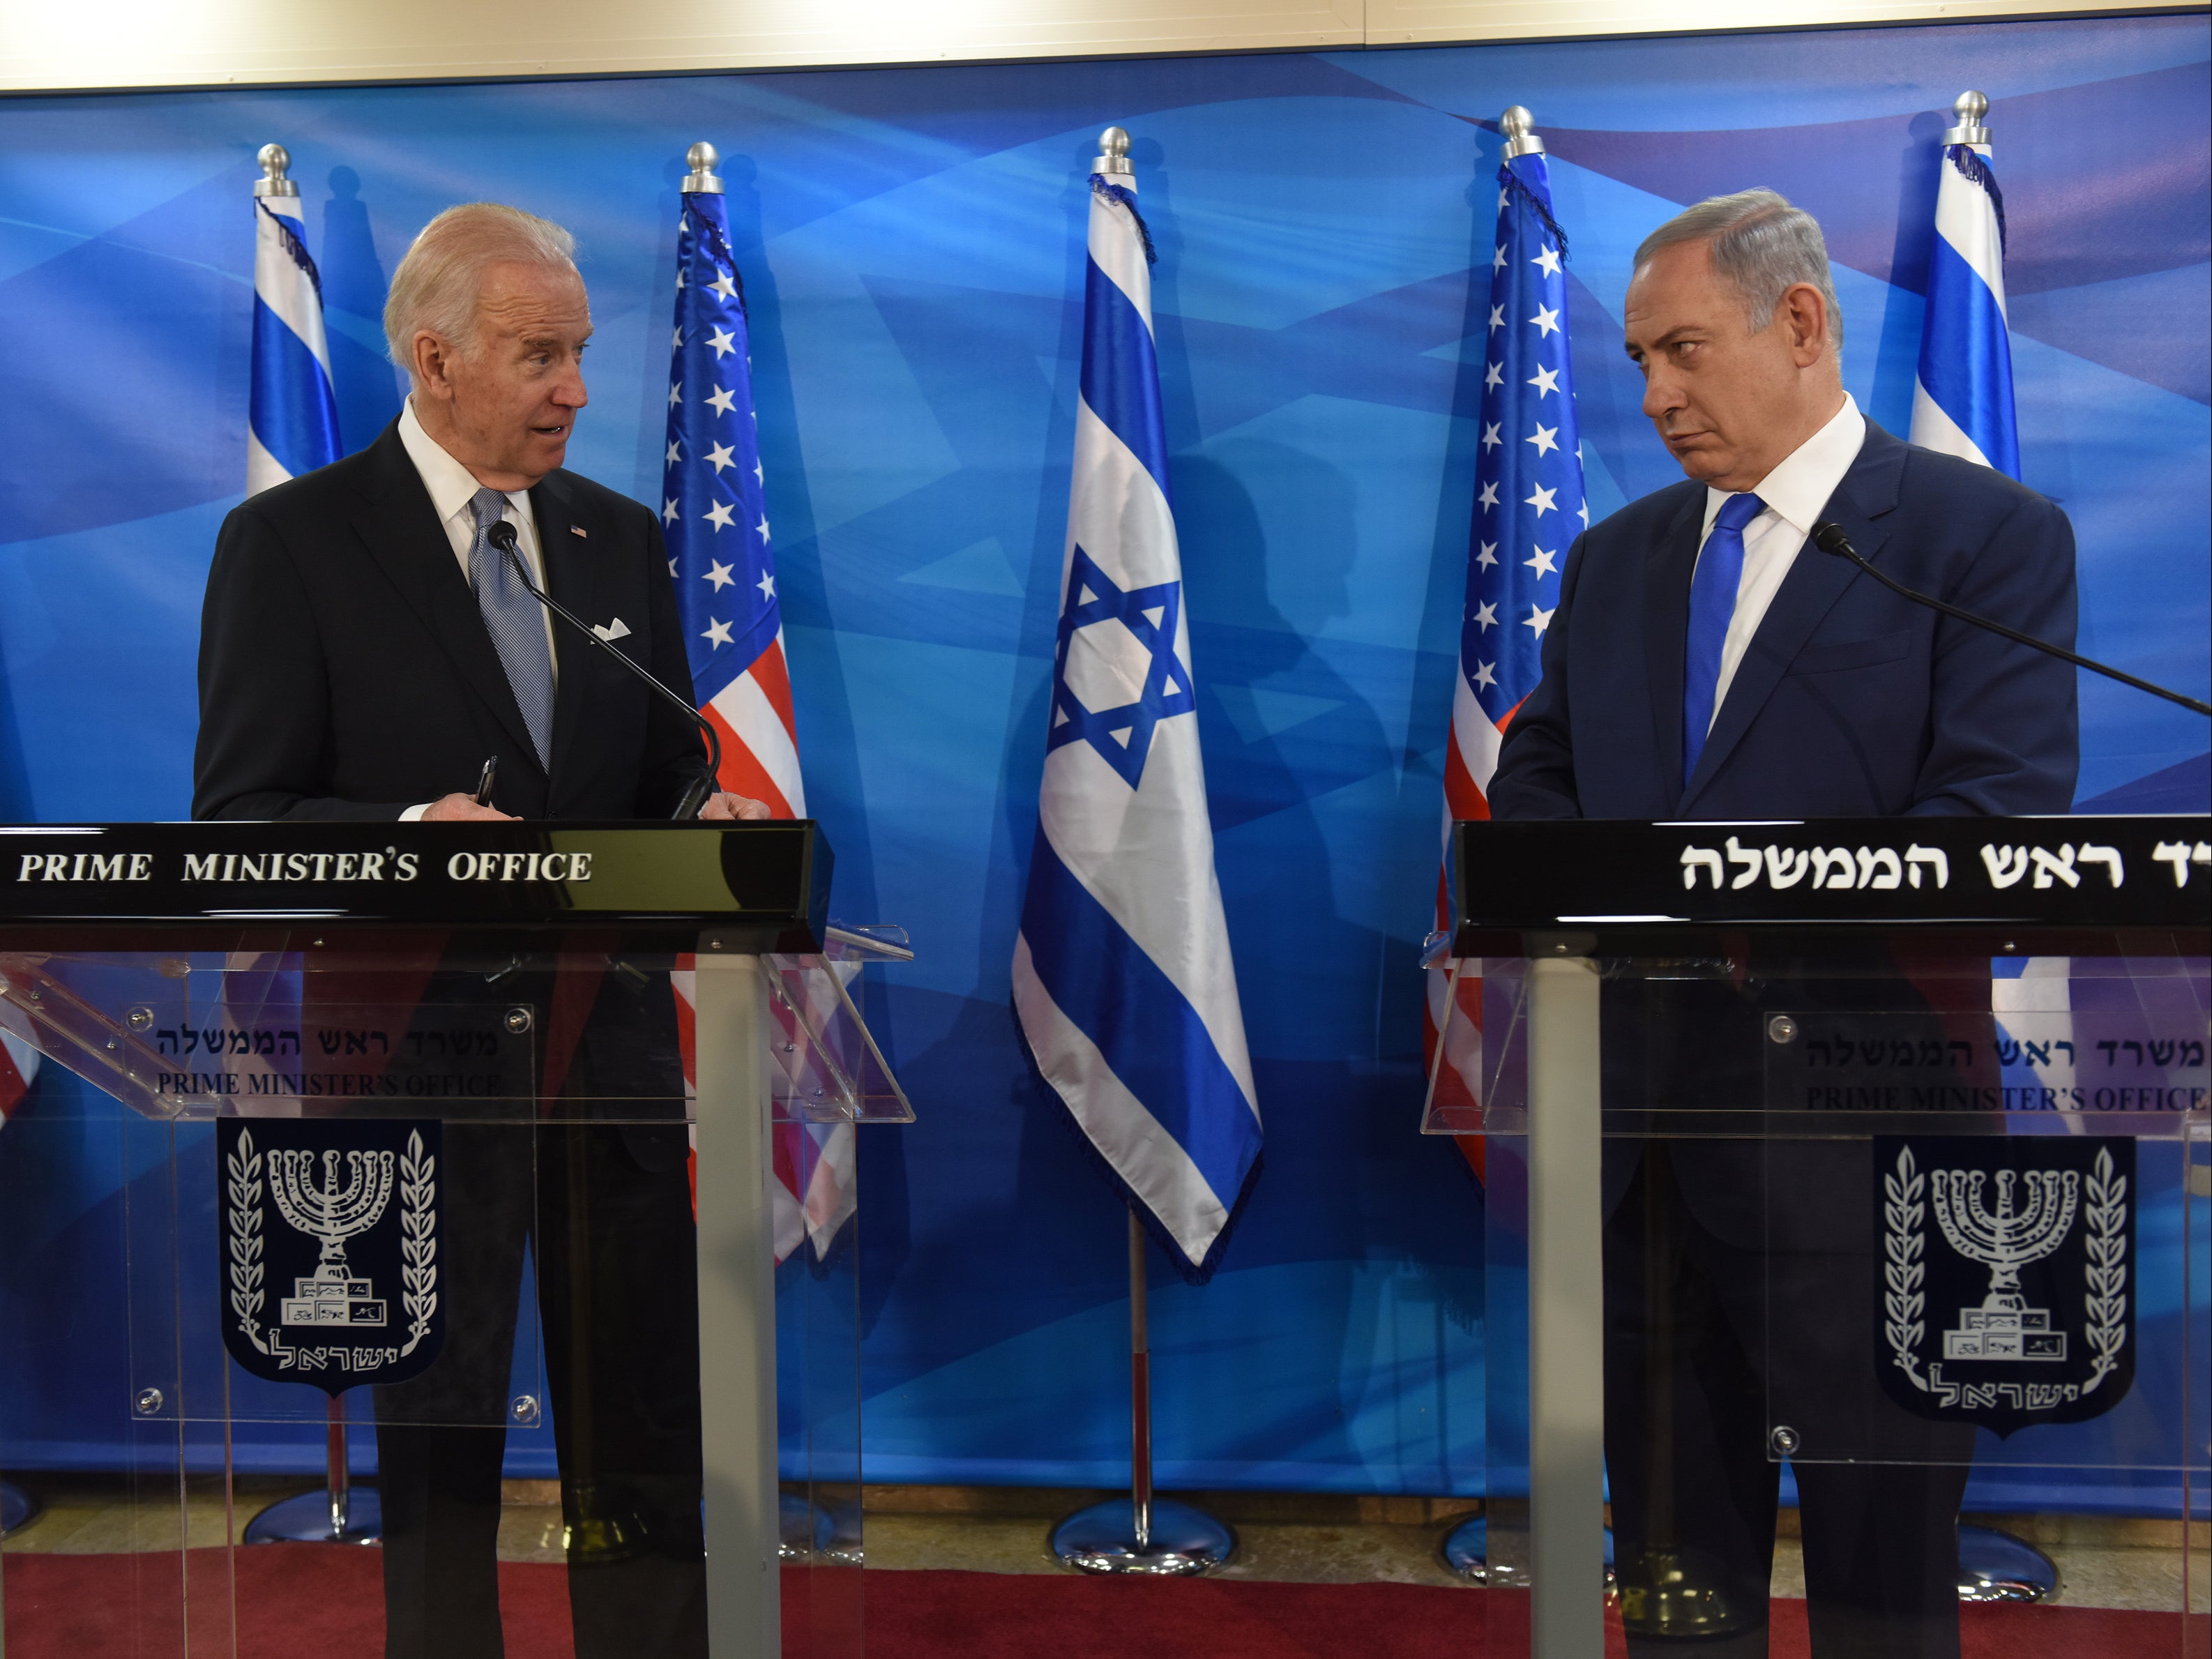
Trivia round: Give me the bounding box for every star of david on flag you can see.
[1013,159,1260,1281]
[1425,134,1588,1155]
[1047,547,1196,789]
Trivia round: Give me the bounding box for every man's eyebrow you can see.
[1626,324,1703,354]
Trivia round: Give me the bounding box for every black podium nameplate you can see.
[1448,815,2211,952]
[0,821,831,950]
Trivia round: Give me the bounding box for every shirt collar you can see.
[1704,392,1864,538]
[398,397,528,526]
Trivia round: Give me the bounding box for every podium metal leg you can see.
[243,1395,381,1544]
[1527,949,1604,1657]
[1050,1207,1234,1575]
[692,951,780,1658]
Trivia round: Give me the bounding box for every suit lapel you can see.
[345,423,543,771]
[1680,421,1908,810]
[1642,488,1706,814]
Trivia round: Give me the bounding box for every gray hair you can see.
[384,202,578,380]
[1634,188,1843,351]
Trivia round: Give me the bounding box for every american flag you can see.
[0,1029,37,1126]
[660,167,849,1259]
[661,183,804,818]
[1425,131,1588,1142]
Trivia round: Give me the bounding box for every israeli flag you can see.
[248,179,341,495]
[1012,148,1261,1279]
[1911,100,2072,1102]
[1910,101,2019,478]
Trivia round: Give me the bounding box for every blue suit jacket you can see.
[1490,420,2079,819]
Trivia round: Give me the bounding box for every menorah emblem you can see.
[1931,1167,2078,1361]
[222,1121,444,1390]
[269,1148,396,1328]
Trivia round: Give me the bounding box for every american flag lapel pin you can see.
[570,524,589,538]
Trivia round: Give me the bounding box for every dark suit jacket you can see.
[193,418,708,821]
[1490,419,2078,821]
[1490,420,2080,1246]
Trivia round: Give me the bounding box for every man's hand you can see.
[422,793,515,821]
[699,791,773,821]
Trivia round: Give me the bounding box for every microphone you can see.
[486,521,722,818]
[1811,521,2211,718]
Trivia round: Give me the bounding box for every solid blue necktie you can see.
[467,487,554,770]
[1681,490,1766,786]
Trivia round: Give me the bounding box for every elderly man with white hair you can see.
[195,203,757,1657]
[1493,190,2077,1659]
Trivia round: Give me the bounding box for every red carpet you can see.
[869,1571,2188,1659]
[0,1552,2188,1656]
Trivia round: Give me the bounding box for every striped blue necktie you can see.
[467,487,554,769]
[1681,490,1766,786]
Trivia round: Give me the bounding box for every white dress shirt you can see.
[395,397,559,820]
[1691,392,1867,730]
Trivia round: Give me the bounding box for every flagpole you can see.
[1048,1201,1233,1574]
[1913,89,2060,1605]
[1031,119,1245,1580]
[1128,1204,1152,1549]
[242,1393,379,1543]
[237,144,375,1546]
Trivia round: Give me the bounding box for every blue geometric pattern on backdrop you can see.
[0,15,2205,1506]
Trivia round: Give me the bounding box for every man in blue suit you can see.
[1492,191,2077,1658]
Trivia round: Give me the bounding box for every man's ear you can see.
[411,331,457,402]
[1782,283,1829,368]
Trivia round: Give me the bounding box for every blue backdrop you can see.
[1,14,2206,1503]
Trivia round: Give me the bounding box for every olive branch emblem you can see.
[398,1130,438,1356]
[1883,1145,1928,1390]
[227,1128,268,1356]
[2080,1147,2128,1395]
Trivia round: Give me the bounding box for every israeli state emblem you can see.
[1877,1135,2133,1435]
[218,1119,444,1393]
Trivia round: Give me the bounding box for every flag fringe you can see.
[685,197,750,318]
[1089,177,1158,267]
[1497,164,1568,263]
[1944,143,2008,255]
[255,199,324,299]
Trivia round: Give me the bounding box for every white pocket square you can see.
[593,617,632,642]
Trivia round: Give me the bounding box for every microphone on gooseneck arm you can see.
[485,521,722,818]
[1810,522,2211,718]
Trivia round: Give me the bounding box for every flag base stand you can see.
[244,1395,380,1545]
[1439,1511,1611,1587]
[243,1483,381,1545]
[1051,1496,1234,1576]
[1050,1206,1235,1577]
[0,1480,40,1538]
[1439,1513,1494,1581]
[778,1492,865,1564]
[1956,1524,2056,1603]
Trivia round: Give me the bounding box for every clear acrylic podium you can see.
[0,821,909,1658]
[1427,815,2210,1658]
